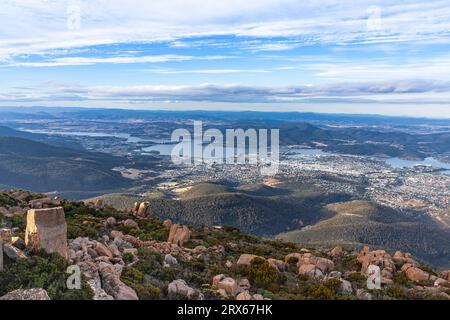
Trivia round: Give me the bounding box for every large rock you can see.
[3,243,27,261]
[237,254,261,266]
[267,258,286,272]
[402,264,430,282]
[95,242,113,258]
[133,202,152,219]
[98,262,138,300]
[296,253,334,273]
[28,197,61,209]
[168,279,201,299]
[298,263,323,279]
[0,228,12,243]
[167,224,191,247]
[357,246,395,276]
[236,291,252,300]
[123,219,139,228]
[213,275,238,295]
[25,207,68,259]
[0,288,50,300]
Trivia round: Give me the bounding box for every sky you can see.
[1,0,450,117]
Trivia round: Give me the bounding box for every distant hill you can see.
[0,136,131,195]
[0,125,83,149]
[93,182,350,236]
[277,200,450,268]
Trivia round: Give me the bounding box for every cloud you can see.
[1,0,450,63]
[2,80,450,104]
[4,54,232,67]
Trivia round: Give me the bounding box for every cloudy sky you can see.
[1,0,450,117]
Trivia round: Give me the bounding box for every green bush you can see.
[121,267,160,300]
[385,286,408,299]
[0,252,93,300]
[123,252,134,264]
[307,284,335,300]
[324,278,342,292]
[346,272,367,287]
[244,257,279,290]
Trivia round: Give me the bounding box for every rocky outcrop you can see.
[167,224,191,247]
[0,288,50,300]
[98,262,138,300]
[401,264,430,282]
[28,197,61,209]
[25,207,68,259]
[357,246,395,284]
[284,252,334,275]
[132,202,152,219]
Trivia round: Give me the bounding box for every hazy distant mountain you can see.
[277,200,450,268]
[0,136,130,194]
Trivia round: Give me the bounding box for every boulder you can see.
[133,202,152,219]
[340,279,353,294]
[402,264,430,282]
[236,254,260,266]
[267,258,286,272]
[213,274,225,287]
[28,197,61,209]
[110,230,124,239]
[167,224,191,247]
[108,244,121,257]
[94,198,104,208]
[285,253,302,263]
[123,219,139,228]
[0,228,12,243]
[236,291,252,300]
[11,237,25,250]
[357,246,395,275]
[106,217,116,227]
[298,264,323,279]
[87,280,114,300]
[164,254,178,266]
[434,278,447,287]
[392,251,418,266]
[217,277,238,295]
[95,242,113,258]
[25,207,68,259]
[296,253,334,273]
[3,243,27,260]
[313,257,335,273]
[356,289,372,300]
[0,288,50,300]
[168,279,200,299]
[163,219,172,228]
[329,246,344,257]
[252,294,264,300]
[98,262,138,300]
[238,278,251,291]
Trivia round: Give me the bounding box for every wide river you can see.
[26,130,450,174]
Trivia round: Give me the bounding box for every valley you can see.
[1,107,450,268]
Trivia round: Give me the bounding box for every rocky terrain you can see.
[1,189,450,300]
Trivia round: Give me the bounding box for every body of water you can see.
[24,129,450,174]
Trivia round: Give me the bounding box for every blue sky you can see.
[1,0,450,117]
